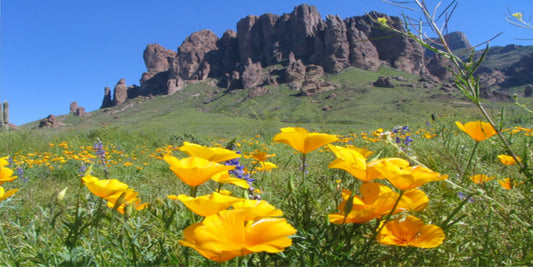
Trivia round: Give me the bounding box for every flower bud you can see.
[57,187,68,202]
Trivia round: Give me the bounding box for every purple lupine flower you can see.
[458,192,475,203]
[17,167,28,183]
[225,152,259,199]
[78,164,87,177]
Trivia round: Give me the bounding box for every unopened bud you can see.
[125,204,134,217]
[57,187,68,202]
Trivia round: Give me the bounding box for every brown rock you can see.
[69,101,86,117]
[241,58,264,89]
[285,52,306,83]
[113,78,128,106]
[217,30,239,73]
[373,76,394,88]
[139,44,176,96]
[305,65,324,80]
[525,84,533,97]
[355,12,427,75]
[69,101,79,114]
[247,86,269,98]
[288,4,324,61]
[38,115,58,128]
[143,43,176,72]
[323,15,350,73]
[177,30,218,80]
[345,17,380,70]
[100,86,113,108]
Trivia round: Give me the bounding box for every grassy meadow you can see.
[3,8,533,264]
[1,102,533,265]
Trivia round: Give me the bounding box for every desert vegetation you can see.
[1,1,533,266]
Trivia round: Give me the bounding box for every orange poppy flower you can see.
[497,154,520,166]
[376,215,445,248]
[163,155,235,187]
[455,121,497,142]
[0,186,18,202]
[498,178,512,189]
[273,127,338,154]
[179,142,241,163]
[328,183,428,224]
[179,209,296,262]
[328,145,368,181]
[470,174,494,184]
[169,192,242,216]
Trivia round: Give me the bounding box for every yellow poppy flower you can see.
[470,174,494,184]
[179,209,296,262]
[376,215,445,248]
[105,189,148,214]
[82,174,129,198]
[0,157,9,167]
[373,159,447,190]
[179,142,240,163]
[498,178,512,189]
[251,151,275,162]
[366,158,409,181]
[328,144,368,181]
[272,127,338,154]
[256,161,278,172]
[232,199,284,221]
[171,192,242,216]
[163,155,235,187]
[455,121,497,142]
[497,154,520,166]
[211,172,250,189]
[0,186,18,202]
[0,165,17,186]
[329,183,428,224]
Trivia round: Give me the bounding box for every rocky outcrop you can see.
[373,76,395,88]
[140,44,176,96]
[323,15,350,73]
[344,17,381,71]
[38,115,60,128]
[241,58,265,89]
[69,101,86,117]
[285,52,306,83]
[101,86,113,108]
[113,78,128,106]
[100,4,488,108]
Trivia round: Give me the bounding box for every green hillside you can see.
[19,65,533,138]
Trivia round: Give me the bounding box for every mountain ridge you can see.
[100,4,473,109]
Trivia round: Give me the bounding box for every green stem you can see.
[94,198,108,266]
[301,153,307,186]
[357,191,405,260]
[463,141,479,178]
[0,219,16,264]
[190,186,198,198]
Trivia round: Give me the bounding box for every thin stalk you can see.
[357,191,405,259]
[301,153,307,186]
[94,198,108,266]
[0,220,16,264]
[463,141,479,178]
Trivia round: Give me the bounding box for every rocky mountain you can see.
[99,4,533,108]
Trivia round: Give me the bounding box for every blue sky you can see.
[1,0,532,125]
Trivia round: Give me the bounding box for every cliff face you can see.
[100,4,474,108]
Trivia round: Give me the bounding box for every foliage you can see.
[1,1,533,265]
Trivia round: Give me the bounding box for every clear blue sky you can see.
[1,0,532,125]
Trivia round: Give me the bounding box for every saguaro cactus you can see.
[2,101,9,130]
[0,102,3,126]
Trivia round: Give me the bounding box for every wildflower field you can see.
[2,1,533,266]
[0,116,533,266]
